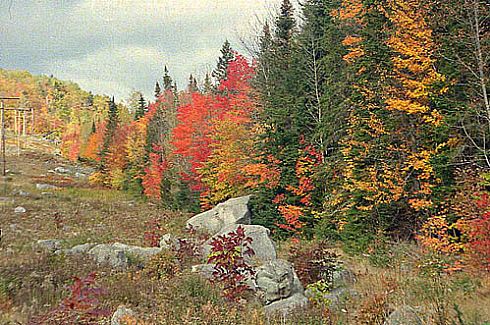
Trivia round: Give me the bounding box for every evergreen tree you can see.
[163,66,173,91]
[203,73,213,94]
[188,74,199,92]
[155,81,162,99]
[135,94,146,120]
[276,0,296,54]
[212,40,235,82]
[294,0,349,156]
[86,92,94,108]
[99,97,119,164]
[251,0,300,234]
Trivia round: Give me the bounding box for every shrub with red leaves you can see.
[144,218,166,247]
[28,272,110,324]
[466,193,490,271]
[207,226,255,301]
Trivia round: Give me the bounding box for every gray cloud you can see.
[0,0,279,100]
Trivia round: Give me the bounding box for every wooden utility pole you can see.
[0,96,21,176]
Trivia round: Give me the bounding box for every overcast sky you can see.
[0,0,280,101]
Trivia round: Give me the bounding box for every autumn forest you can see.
[1,0,489,323]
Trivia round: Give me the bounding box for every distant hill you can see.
[0,69,111,137]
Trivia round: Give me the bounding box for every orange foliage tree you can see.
[337,0,449,235]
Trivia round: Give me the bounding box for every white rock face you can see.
[186,195,252,235]
[188,197,309,315]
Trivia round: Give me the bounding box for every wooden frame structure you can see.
[0,96,33,176]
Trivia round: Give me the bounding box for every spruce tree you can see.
[155,81,161,99]
[135,94,146,120]
[251,0,300,234]
[294,0,348,156]
[99,97,119,163]
[212,40,235,82]
[163,66,173,91]
[86,92,94,108]
[276,0,296,55]
[203,73,213,94]
[188,74,199,92]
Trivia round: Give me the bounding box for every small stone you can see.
[36,183,59,191]
[14,206,26,214]
[54,167,70,174]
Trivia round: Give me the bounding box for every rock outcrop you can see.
[187,197,308,316]
[186,195,252,235]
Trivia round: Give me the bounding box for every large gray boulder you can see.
[88,243,162,268]
[187,195,252,235]
[202,225,276,264]
[112,243,162,261]
[89,244,130,268]
[255,259,304,304]
[264,293,308,316]
[384,306,423,325]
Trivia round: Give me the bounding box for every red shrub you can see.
[29,272,110,324]
[207,226,255,301]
